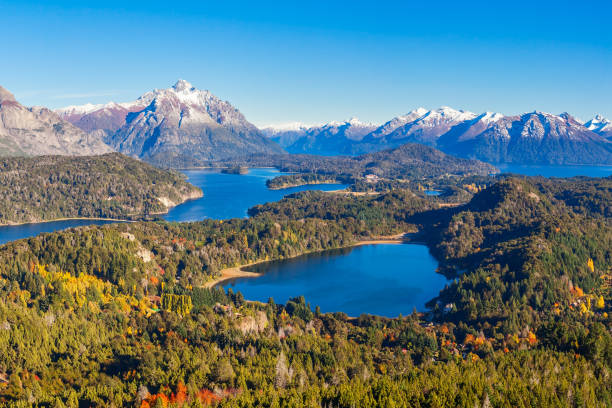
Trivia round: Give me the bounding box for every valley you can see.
[0,81,611,407]
[0,172,609,406]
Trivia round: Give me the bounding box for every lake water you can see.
[221,243,446,317]
[0,219,119,246]
[164,168,346,221]
[0,168,345,245]
[497,164,612,178]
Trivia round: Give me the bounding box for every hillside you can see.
[437,112,612,164]
[0,176,608,405]
[0,86,111,157]
[264,107,612,165]
[263,118,377,155]
[220,142,497,180]
[0,153,202,225]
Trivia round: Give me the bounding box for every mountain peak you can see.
[172,79,194,92]
[584,114,612,134]
[261,122,311,132]
[346,117,376,127]
[593,114,607,122]
[0,86,17,103]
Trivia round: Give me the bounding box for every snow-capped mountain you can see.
[261,118,378,155]
[0,86,111,156]
[437,111,612,164]
[59,80,284,166]
[584,115,612,139]
[260,122,312,147]
[272,106,612,164]
[359,107,477,147]
[56,98,153,137]
[56,84,612,165]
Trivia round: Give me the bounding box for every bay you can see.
[0,168,346,245]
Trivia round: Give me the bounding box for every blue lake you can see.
[497,164,612,178]
[0,168,345,245]
[164,168,346,222]
[0,219,120,246]
[221,243,446,317]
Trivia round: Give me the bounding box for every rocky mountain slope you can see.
[436,112,612,164]
[0,86,111,156]
[584,115,612,140]
[263,107,612,164]
[263,118,377,155]
[260,122,311,147]
[58,80,284,166]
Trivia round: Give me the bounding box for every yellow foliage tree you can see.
[587,258,595,273]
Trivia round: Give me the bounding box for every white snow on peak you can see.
[150,80,215,107]
[56,103,107,115]
[585,114,612,132]
[427,106,477,121]
[261,122,312,132]
[478,112,504,124]
[344,117,377,127]
[173,79,194,92]
[56,80,215,116]
[318,117,377,128]
[393,108,429,123]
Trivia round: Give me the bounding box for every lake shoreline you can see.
[0,191,204,227]
[205,233,409,288]
[0,216,133,228]
[267,180,340,190]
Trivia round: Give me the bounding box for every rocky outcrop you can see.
[0,86,111,156]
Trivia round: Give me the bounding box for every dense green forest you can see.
[215,143,497,179]
[0,176,610,406]
[265,174,347,190]
[0,153,201,225]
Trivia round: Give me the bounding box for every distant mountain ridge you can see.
[584,114,612,140]
[262,118,378,155]
[0,86,111,157]
[58,80,284,166]
[216,142,497,180]
[56,84,612,165]
[261,108,612,165]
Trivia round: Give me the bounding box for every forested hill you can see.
[213,142,497,179]
[0,176,609,405]
[0,153,202,225]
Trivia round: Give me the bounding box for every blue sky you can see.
[1,0,611,125]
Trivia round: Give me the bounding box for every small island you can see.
[266,173,346,189]
[221,166,249,175]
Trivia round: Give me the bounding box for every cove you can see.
[164,168,346,221]
[221,243,446,317]
[0,219,119,246]
[0,168,346,245]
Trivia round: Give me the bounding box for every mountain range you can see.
[0,86,111,156]
[57,80,283,166]
[584,115,612,139]
[261,118,377,156]
[2,80,610,166]
[263,107,612,165]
